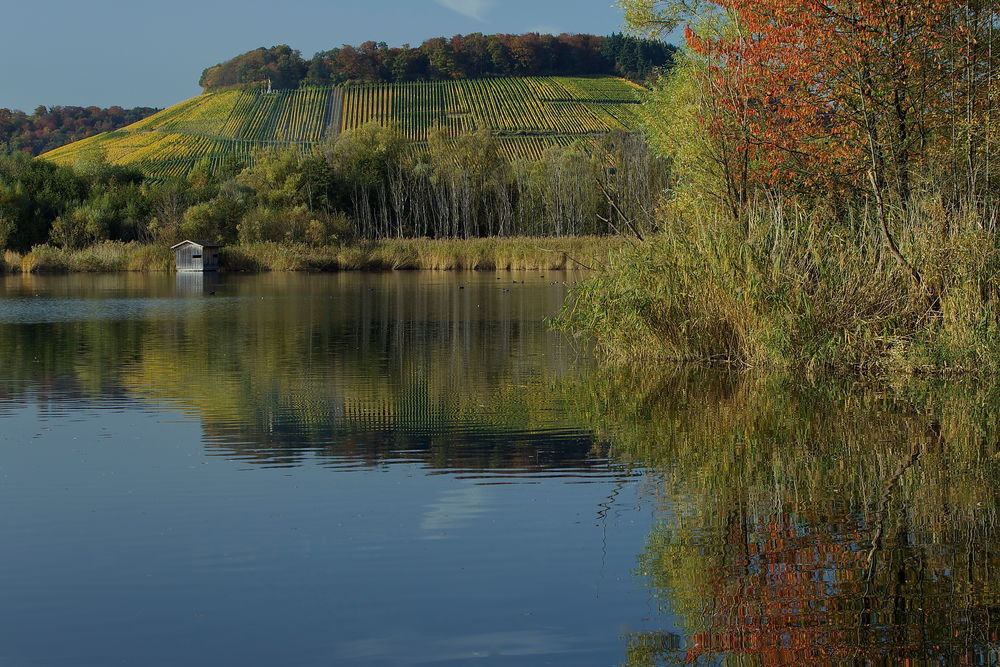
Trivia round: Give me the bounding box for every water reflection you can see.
[575,370,1000,665]
[174,271,221,297]
[4,273,1000,664]
[0,272,613,480]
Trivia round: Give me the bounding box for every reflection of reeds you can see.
[571,369,1000,523]
[564,368,1000,665]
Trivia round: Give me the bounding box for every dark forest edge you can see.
[199,34,676,91]
[0,106,159,157]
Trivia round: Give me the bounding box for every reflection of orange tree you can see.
[566,369,1000,666]
[645,507,1000,665]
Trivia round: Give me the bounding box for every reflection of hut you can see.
[172,240,221,272]
[175,271,221,296]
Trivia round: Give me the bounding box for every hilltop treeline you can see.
[0,106,159,156]
[199,33,675,91]
[0,126,666,255]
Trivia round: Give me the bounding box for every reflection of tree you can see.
[568,370,1000,665]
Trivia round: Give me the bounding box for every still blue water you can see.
[0,272,667,667]
[5,272,1000,666]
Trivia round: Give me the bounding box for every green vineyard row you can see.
[43,77,650,179]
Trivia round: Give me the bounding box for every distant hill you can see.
[200,34,675,91]
[1,105,159,156]
[42,76,651,180]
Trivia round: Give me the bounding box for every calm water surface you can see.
[1,272,998,666]
[0,272,661,667]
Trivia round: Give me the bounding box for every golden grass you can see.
[222,237,620,272]
[20,242,174,273]
[13,236,620,274]
[558,198,1000,374]
[2,250,22,274]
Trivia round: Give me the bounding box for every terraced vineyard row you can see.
[390,82,450,140]
[338,77,647,141]
[132,140,316,180]
[142,155,243,181]
[42,76,649,179]
[42,131,108,162]
[273,87,341,142]
[551,77,645,102]
[495,135,579,162]
[220,88,342,143]
[342,85,394,133]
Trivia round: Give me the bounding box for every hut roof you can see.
[171,240,220,250]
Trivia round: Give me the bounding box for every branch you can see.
[867,169,924,292]
[596,178,646,242]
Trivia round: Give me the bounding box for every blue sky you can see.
[1,0,630,112]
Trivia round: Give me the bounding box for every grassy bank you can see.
[0,236,620,275]
[557,198,1000,374]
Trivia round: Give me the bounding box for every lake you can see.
[0,272,997,666]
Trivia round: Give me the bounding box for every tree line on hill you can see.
[199,33,676,91]
[0,126,668,253]
[0,106,159,157]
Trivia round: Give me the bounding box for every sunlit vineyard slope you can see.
[42,77,649,179]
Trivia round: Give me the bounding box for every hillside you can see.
[42,76,650,179]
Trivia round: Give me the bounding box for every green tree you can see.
[180,182,250,243]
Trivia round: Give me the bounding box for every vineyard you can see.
[42,76,650,179]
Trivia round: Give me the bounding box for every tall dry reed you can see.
[558,197,1000,373]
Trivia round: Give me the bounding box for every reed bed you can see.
[2,250,22,274]
[558,198,1000,374]
[220,237,618,272]
[18,242,174,273]
[11,236,618,274]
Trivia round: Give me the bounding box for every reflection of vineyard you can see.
[0,274,615,478]
[200,413,608,479]
[42,77,649,178]
[582,371,1000,666]
[170,321,615,477]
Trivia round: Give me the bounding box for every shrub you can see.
[21,245,71,273]
[2,250,21,274]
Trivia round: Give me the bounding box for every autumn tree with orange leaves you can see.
[558,2,1000,370]
[624,0,998,213]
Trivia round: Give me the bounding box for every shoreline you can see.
[1,237,622,275]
